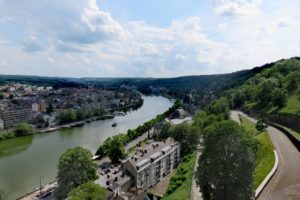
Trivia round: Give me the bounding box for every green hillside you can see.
[225,57,300,116]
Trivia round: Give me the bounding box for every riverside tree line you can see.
[53,96,265,200]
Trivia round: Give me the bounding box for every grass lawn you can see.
[239,116,275,189]
[162,153,196,200]
[280,94,300,115]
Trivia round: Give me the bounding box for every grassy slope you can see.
[162,153,196,200]
[280,94,300,115]
[239,116,275,189]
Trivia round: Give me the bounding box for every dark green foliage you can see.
[229,89,246,109]
[96,134,127,163]
[197,121,256,200]
[157,122,171,140]
[68,181,106,200]
[59,108,106,124]
[59,109,76,124]
[0,131,16,140]
[209,97,229,117]
[256,79,276,104]
[14,123,34,137]
[167,123,201,157]
[46,103,54,114]
[107,136,126,164]
[166,154,194,194]
[55,147,98,200]
[272,89,287,108]
[285,71,300,92]
[75,109,86,121]
[256,119,268,131]
[224,58,300,116]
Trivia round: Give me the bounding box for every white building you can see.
[32,103,39,112]
[122,139,180,191]
[0,118,4,129]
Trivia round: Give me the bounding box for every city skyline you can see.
[0,0,299,78]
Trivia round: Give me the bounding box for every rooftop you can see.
[124,139,178,171]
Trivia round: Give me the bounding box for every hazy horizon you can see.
[0,0,299,78]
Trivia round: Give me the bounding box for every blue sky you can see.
[0,0,299,77]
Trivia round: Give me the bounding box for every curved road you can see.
[231,111,300,200]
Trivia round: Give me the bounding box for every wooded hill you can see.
[224,57,300,116]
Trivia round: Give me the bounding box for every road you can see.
[191,144,203,200]
[231,111,300,200]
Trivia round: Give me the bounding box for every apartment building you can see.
[122,139,180,191]
[0,109,32,128]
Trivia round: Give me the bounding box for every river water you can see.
[0,96,173,200]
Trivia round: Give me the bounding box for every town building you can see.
[0,109,32,128]
[96,139,180,200]
[122,139,180,191]
[0,118,4,129]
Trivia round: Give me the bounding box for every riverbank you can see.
[0,96,173,200]
[37,114,115,134]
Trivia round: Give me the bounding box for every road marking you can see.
[264,127,284,200]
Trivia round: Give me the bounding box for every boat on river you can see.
[112,122,117,127]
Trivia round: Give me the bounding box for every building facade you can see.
[122,140,180,191]
[0,109,32,128]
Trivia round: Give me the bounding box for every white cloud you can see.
[212,0,262,17]
[0,0,299,77]
[0,0,127,47]
[21,35,46,52]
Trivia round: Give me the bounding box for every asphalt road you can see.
[231,111,300,200]
[191,144,203,200]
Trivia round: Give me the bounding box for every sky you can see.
[0,0,299,78]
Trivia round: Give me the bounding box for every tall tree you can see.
[168,123,201,157]
[209,97,229,117]
[68,181,106,200]
[14,123,34,136]
[55,147,98,200]
[196,121,256,200]
[272,89,287,108]
[107,136,126,164]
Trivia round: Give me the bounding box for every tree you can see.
[157,122,171,140]
[46,103,54,114]
[107,136,126,164]
[230,89,246,109]
[256,80,276,104]
[68,181,106,200]
[209,97,229,116]
[286,71,300,92]
[59,109,76,124]
[96,135,126,164]
[14,123,34,136]
[197,121,256,200]
[168,123,201,157]
[272,89,287,108]
[55,147,98,200]
[256,118,268,131]
[75,109,86,121]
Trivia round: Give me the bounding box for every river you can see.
[0,96,173,200]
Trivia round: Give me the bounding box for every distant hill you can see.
[0,57,294,100]
[0,75,81,88]
[76,63,273,96]
[224,57,300,116]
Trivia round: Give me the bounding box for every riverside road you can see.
[231,111,300,200]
